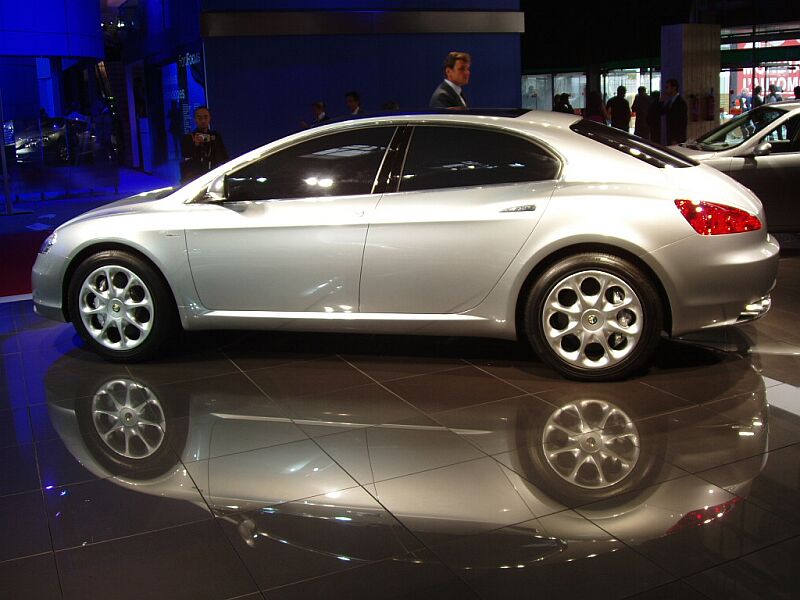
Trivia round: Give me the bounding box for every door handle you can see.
[501,204,537,213]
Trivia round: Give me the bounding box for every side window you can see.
[762,115,800,153]
[398,126,560,192]
[227,126,395,201]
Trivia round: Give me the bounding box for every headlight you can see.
[39,232,57,254]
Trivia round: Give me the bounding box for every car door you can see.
[359,124,560,314]
[727,113,800,231]
[185,126,396,311]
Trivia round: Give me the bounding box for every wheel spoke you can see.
[586,455,606,485]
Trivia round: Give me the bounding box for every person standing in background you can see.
[181,106,228,184]
[429,51,471,109]
[632,86,651,138]
[606,86,631,131]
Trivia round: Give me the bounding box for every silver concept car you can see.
[32,110,779,380]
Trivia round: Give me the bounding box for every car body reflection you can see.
[45,354,768,569]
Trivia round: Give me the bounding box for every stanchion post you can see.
[0,87,13,215]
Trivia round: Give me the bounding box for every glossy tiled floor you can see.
[2,257,800,599]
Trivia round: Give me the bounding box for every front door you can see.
[186,126,396,311]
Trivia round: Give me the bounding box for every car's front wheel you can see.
[525,253,663,381]
[68,250,177,362]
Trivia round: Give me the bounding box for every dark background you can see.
[519,0,800,71]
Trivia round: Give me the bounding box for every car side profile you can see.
[32,110,779,380]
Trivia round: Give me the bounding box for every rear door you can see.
[359,125,560,314]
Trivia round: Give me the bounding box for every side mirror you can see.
[752,142,772,157]
[202,174,227,202]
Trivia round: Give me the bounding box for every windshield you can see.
[691,106,788,151]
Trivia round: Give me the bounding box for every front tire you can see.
[68,250,177,362]
[525,253,663,381]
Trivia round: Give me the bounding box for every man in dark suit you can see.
[180,106,228,184]
[429,51,471,109]
[660,78,688,145]
[345,91,364,115]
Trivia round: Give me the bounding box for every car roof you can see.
[316,108,581,129]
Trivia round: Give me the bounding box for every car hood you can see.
[57,186,179,229]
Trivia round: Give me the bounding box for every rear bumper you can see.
[648,232,780,336]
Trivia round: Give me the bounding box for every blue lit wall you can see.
[201,1,518,8]
[205,33,521,155]
[0,1,103,57]
[201,1,522,155]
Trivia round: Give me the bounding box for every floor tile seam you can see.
[301,435,442,560]
[427,391,537,418]
[577,486,800,582]
[463,359,565,397]
[344,361,474,385]
[206,510,272,599]
[619,578,713,600]
[661,532,800,584]
[0,549,56,566]
[0,485,48,500]
[688,466,800,526]
[28,434,67,597]
[252,554,402,595]
[238,365,385,416]
[566,508,684,585]
[202,482,366,522]
[51,514,216,554]
[242,500,482,598]
[638,379,739,407]
[222,350,336,375]
[335,354,448,422]
[179,431,321,468]
[127,366,244,390]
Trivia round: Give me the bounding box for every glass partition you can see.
[521,75,553,111]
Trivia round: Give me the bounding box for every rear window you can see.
[570,120,698,168]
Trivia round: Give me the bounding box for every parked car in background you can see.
[14,117,98,165]
[672,102,800,232]
[32,110,779,380]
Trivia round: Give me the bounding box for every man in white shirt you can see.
[429,52,471,109]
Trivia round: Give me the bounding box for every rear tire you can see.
[525,253,663,381]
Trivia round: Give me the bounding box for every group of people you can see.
[180,51,473,183]
[574,80,688,145]
[731,84,800,112]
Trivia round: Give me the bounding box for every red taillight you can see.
[675,199,762,235]
[666,496,742,535]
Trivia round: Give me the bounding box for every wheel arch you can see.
[513,242,673,342]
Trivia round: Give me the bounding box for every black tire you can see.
[524,253,663,381]
[68,250,178,362]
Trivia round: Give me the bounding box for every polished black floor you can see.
[2,257,800,599]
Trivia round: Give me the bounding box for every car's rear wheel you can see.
[525,253,663,381]
[68,250,177,362]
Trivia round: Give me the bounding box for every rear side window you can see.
[226,126,395,201]
[398,126,560,192]
[571,120,698,168]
